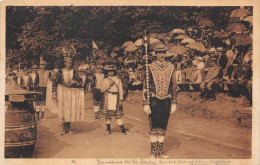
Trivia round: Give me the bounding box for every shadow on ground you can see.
[34,125,72,158]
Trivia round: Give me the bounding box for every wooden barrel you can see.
[5,94,37,158]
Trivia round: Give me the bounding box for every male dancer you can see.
[91,59,105,119]
[143,44,177,159]
[100,57,128,135]
[37,60,51,120]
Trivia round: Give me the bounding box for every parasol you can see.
[226,23,247,33]
[186,42,206,52]
[230,8,250,18]
[181,38,196,44]
[172,29,186,34]
[198,19,215,28]
[149,37,161,44]
[213,31,229,39]
[149,33,159,39]
[232,35,252,46]
[168,45,188,55]
[175,34,189,40]
[125,44,138,52]
[122,41,134,49]
[134,39,143,46]
[243,16,253,26]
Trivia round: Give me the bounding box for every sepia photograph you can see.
[1,1,259,165]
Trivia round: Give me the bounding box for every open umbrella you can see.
[112,47,120,52]
[157,33,168,39]
[232,34,252,46]
[186,42,206,52]
[149,37,161,44]
[175,34,189,40]
[161,37,171,44]
[198,19,215,28]
[181,38,196,44]
[213,31,229,39]
[226,23,247,33]
[243,49,252,62]
[134,39,143,46]
[122,41,134,49]
[171,29,186,36]
[125,44,138,52]
[149,33,159,39]
[168,45,188,55]
[243,16,253,26]
[230,8,250,18]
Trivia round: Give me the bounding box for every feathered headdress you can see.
[62,43,77,61]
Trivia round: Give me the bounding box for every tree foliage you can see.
[6,6,252,69]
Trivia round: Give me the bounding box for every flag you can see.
[92,41,99,57]
[92,41,98,49]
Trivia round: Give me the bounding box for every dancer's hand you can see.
[170,104,177,114]
[144,105,151,114]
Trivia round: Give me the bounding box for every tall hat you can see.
[104,57,117,71]
[62,45,76,61]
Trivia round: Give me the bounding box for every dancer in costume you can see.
[28,65,40,120]
[52,49,84,136]
[100,57,128,135]
[45,64,60,113]
[143,44,177,159]
[37,60,51,120]
[91,59,105,120]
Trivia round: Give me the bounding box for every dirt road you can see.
[33,91,251,158]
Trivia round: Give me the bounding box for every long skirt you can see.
[149,97,171,136]
[57,85,85,122]
[45,79,58,113]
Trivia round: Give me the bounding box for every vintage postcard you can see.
[0,0,259,165]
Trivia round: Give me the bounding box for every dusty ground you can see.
[33,91,252,159]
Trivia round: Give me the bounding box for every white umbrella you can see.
[175,34,189,40]
[149,37,161,44]
[172,29,186,34]
[134,39,143,46]
[181,38,196,44]
[243,16,253,26]
[122,41,134,48]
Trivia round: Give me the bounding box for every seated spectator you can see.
[227,57,252,102]
[180,53,192,82]
[194,56,205,83]
[223,45,237,79]
[200,56,221,102]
